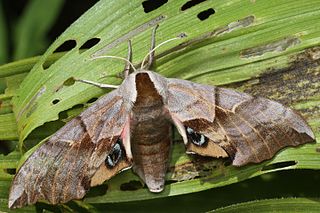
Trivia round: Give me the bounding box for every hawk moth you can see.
[9,26,315,208]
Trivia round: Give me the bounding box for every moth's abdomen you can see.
[131,114,172,192]
[130,72,172,192]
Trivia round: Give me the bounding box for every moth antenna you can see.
[123,40,133,77]
[74,78,119,89]
[140,33,187,70]
[90,55,137,73]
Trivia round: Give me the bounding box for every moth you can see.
[9,26,315,209]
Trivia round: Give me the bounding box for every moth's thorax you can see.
[134,72,163,107]
[130,72,172,192]
[131,72,169,125]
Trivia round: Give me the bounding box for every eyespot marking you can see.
[105,138,124,168]
[186,126,208,146]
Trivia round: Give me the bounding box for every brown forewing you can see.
[166,79,315,166]
[214,87,315,166]
[9,89,131,208]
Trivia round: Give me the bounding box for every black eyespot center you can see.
[185,126,208,146]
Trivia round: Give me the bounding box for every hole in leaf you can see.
[181,0,206,11]
[71,103,84,110]
[120,180,143,191]
[86,184,108,197]
[197,8,215,21]
[79,38,101,51]
[52,99,60,105]
[6,168,16,175]
[55,77,77,92]
[165,179,178,185]
[261,161,297,171]
[58,104,84,121]
[53,39,77,53]
[24,120,65,150]
[0,140,17,155]
[63,77,76,86]
[42,60,55,70]
[43,40,77,71]
[59,110,69,120]
[87,97,98,104]
[142,0,168,13]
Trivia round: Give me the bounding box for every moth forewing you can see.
[9,91,127,208]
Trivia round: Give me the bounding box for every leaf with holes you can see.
[0,0,319,211]
[8,28,316,206]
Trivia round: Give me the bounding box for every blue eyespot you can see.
[105,138,123,168]
[186,127,208,146]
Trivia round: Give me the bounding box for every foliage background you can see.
[0,0,319,212]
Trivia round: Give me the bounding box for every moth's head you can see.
[119,70,168,106]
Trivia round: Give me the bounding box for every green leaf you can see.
[0,52,64,78]
[0,199,36,213]
[213,198,320,213]
[0,0,319,211]
[11,0,320,145]
[13,0,64,60]
[0,113,18,140]
[0,151,20,172]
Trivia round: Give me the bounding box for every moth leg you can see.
[74,78,119,89]
[145,25,159,70]
[123,40,133,78]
